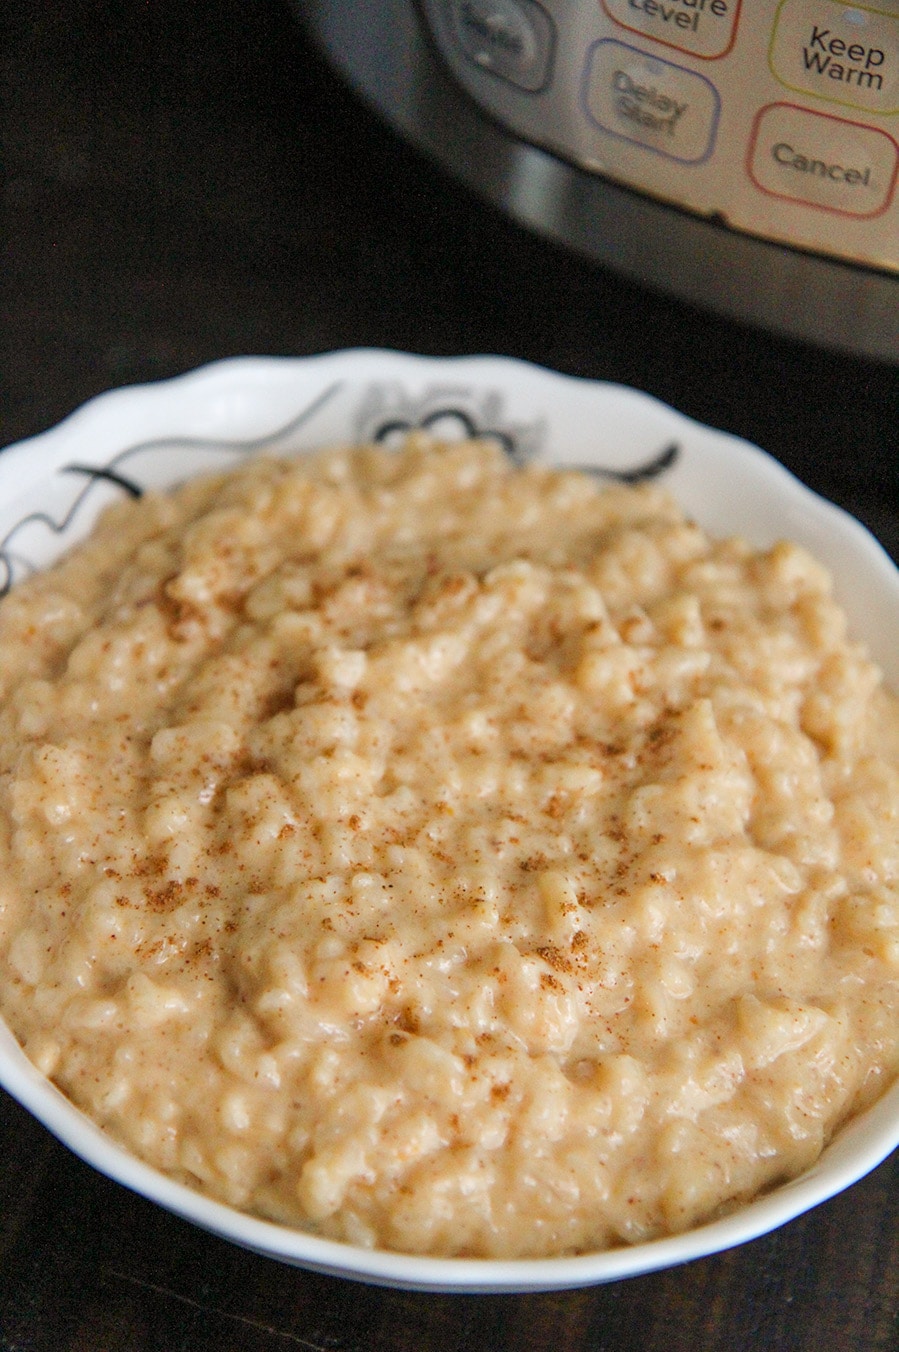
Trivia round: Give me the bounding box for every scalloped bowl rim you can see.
[0,350,896,1292]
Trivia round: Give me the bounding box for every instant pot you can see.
[298,0,899,361]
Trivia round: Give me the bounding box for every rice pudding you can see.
[0,435,896,1259]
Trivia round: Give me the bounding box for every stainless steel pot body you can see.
[299,0,899,361]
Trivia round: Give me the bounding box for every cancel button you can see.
[772,142,871,186]
[748,103,898,218]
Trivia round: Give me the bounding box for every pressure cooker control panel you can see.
[420,0,899,272]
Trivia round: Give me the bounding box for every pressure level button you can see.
[602,0,742,60]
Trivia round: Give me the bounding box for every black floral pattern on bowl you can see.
[0,380,678,595]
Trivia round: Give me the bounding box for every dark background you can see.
[1,2,897,1349]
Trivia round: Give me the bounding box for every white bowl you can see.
[0,350,897,1293]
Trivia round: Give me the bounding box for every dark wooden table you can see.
[1,3,898,1348]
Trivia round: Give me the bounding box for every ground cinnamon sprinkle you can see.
[0,435,897,1259]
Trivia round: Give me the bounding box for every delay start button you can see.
[582,40,720,163]
[747,102,898,217]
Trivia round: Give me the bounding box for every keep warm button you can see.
[748,103,898,218]
[770,0,899,115]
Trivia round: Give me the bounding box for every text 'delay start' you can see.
[583,40,721,163]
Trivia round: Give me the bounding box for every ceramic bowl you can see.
[0,351,897,1292]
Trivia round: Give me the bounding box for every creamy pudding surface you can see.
[0,436,897,1259]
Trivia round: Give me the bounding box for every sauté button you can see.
[449,0,556,92]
